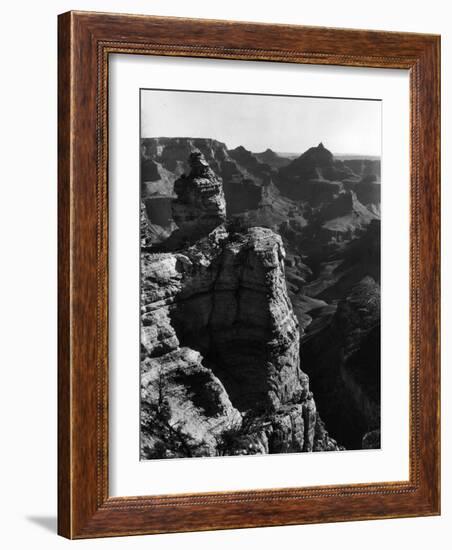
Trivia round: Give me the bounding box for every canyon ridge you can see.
[140,138,381,459]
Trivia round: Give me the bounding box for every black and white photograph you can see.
[139,89,381,460]
[0,0,445,546]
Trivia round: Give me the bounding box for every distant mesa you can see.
[279,142,355,183]
[228,145,264,174]
[254,148,292,169]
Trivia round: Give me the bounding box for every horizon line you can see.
[140,136,381,159]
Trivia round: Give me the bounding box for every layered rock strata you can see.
[164,151,227,248]
[140,152,341,458]
[140,138,382,453]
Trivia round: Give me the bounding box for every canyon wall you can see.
[141,152,342,458]
[141,139,381,453]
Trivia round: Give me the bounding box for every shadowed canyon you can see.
[140,138,381,459]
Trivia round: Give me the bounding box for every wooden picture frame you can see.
[58,10,440,539]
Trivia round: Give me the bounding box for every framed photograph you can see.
[58,11,440,539]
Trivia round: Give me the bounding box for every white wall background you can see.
[0,1,449,548]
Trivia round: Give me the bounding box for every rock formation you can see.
[140,138,381,454]
[140,151,342,458]
[167,151,227,247]
[141,138,277,242]
[279,142,356,183]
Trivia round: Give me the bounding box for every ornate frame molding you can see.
[58,11,440,538]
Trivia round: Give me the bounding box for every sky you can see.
[141,89,381,157]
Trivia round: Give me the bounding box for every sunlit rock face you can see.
[140,227,340,458]
[140,136,385,457]
[140,152,342,459]
[164,226,305,412]
[141,225,304,410]
[164,151,227,248]
[141,346,242,459]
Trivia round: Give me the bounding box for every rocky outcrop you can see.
[173,151,226,227]
[141,138,276,227]
[157,151,227,249]
[141,225,304,406]
[141,347,242,458]
[140,139,381,455]
[141,225,341,457]
[141,153,341,458]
